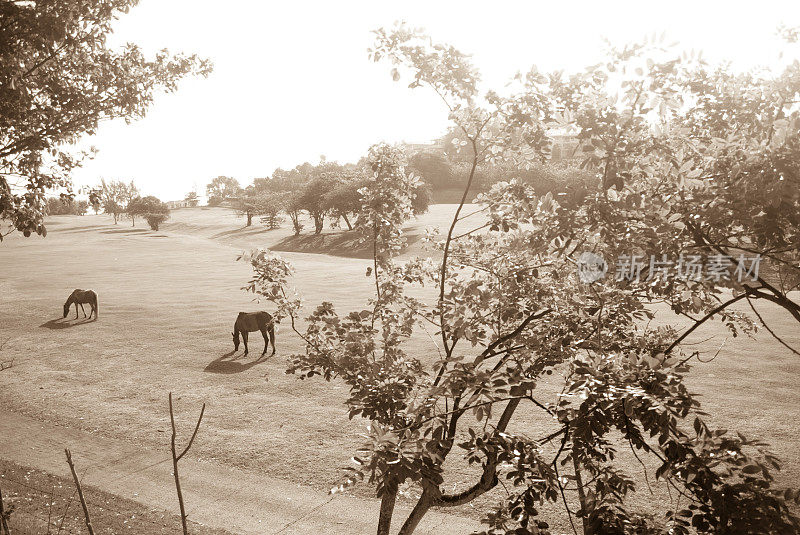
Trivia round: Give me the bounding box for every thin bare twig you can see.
[746,295,800,356]
[64,449,94,535]
[169,392,206,535]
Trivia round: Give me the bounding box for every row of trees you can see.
[206,161,432,235]
[205,148,592,235]
[409,151,595,203]
[81,179,170,230]
[46,196,90,216]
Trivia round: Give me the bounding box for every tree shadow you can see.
[211,226,271,239]
[40,317,97,330]
[203,350,271,374]
[271,230,422,259]
[56,227,109,234]
[99,228,150,235]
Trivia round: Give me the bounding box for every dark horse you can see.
[63,289,98,319]
[232,311,275,356]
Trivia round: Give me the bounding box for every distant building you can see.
[166,199,192,209]
[546,126,582,162]
[400,140,445,155]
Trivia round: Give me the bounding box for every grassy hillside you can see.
[1,206,798,528]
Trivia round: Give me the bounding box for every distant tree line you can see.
[202,143,596,235]
[45,196,90,216]
[205,158,433,235]
[408,144,596,206]
[75,179,171,230]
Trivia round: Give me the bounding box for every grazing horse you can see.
[63,289,98,319]
[232,311,275,356]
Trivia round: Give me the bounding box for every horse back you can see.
[72,289,96,302]
[236,311,273,332]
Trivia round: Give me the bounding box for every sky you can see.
[70,0,800,201]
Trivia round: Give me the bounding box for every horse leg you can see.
[269,322,276,355]
[242,331,249,355]
[260,327,269,355]
[74,303,79,319]
[80,303,87,318]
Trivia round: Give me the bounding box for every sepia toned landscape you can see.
[2,1,800,534]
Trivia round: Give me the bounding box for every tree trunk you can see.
[397,489,435,535]
[376,480,398,535]
[246,211,253,227]
[573,453,591,535]
[291,212,302,235]
[314,214,323,234]
[342,213,353,231]
[0,486,11,535]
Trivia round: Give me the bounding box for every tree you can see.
[99,179,136,224]
[206,176,241,206]
[323,171,369,230]
[0,0,211,242]
[243,26,800,534]
[184,191,199,207]
[46,195,86,215]
[410,181,431,215]
[294,177,336,234]
[100,179,127,225]
[122,181,140,226]
[128,195,169,230]
[233,186,257,227]
[408,151,453,189]
[253,191,285,230]
[284,190,305,236]
[87,187,102,214]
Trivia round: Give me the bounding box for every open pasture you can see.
[1,206,799,526]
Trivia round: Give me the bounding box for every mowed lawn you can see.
[1,205,799,527]
[0,206,472,491]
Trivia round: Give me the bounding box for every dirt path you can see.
[0,409,479,534]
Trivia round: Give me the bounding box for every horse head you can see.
[63,301,70,318]
[232,331,239,351]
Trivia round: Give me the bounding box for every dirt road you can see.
[0,409,479,534]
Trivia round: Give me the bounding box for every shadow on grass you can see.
[40,317,97,329]
[55,226,109,234]
[271,229,422,259]
[99,228,150,235]
[204,350,271,374]
[211,226,272,239]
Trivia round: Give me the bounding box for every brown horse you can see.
[232,311,275,356]
[63,289,98,319]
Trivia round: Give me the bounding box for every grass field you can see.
[1,206,799,530]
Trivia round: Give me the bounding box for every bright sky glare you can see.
[70,0,800,201]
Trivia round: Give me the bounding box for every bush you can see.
[144,213,168,230]
[127,196,170,230]
[411,181,432,214]
[45,196,88,215]
[408,151,453,188]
